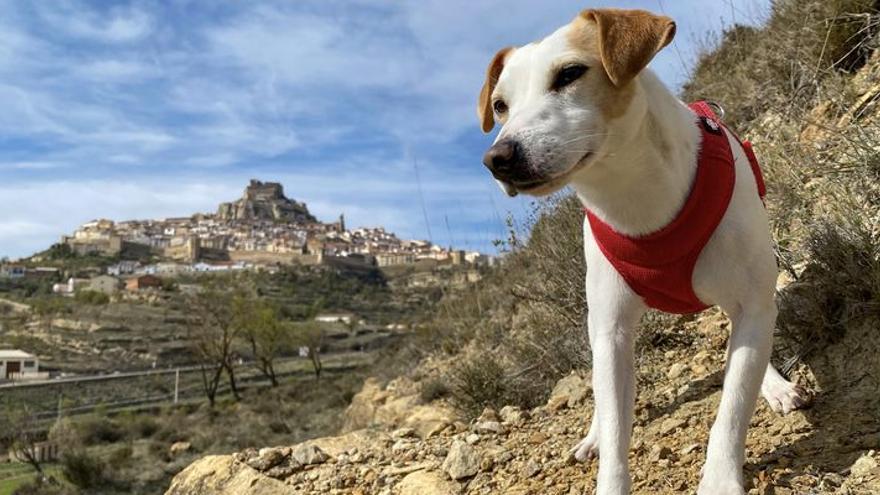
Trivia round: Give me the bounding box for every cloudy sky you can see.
[0,0,771,259]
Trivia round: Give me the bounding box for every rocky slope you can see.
[165,306,880,495]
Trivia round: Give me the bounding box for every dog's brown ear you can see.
[477,46,514,133]
[581,9,675,87]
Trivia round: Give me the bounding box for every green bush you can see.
[61,450,106,490]
[74,290,110,305]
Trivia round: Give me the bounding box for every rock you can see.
[442,440,480,480]
[851,451,879,478]
[522,459,542,478]
[667,363,688,379]
[499,406,528,424]
[548,373,590,409]
[392,427,417,439]
[649,445,672,462]
[478,407,500,422]
[659,417,686,435]
[527,432,549,444]
[465,433,480,445]
[245,447,289,471]
[165,455,289,495]
[398,470,457,495]
[291,444,329,466]
[169,441,192,457]
[474,420,504,434]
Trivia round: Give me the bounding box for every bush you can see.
[418,377,450,403]
[61,450,106,490]
[74,290,110,305]
[77,414,124,445]
[12,478,77,495]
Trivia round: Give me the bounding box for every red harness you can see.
[585,102,765,314]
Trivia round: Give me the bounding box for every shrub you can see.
[418,377,450,403]
[74,290,110,305]
[61,450,106,490]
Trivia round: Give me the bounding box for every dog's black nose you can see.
[482,139,522,177]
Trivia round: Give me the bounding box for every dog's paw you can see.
[761,377,810,414]
[569,432,599,462]
[697,479,745,495]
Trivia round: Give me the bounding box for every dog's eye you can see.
[493,99,508,114]
[551,64,588,91]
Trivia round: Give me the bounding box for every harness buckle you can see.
[705,101,726,121]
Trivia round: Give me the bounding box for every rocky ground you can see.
[165,307,880,495]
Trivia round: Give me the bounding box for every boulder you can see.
[548,372,590,410]
[442,440,480,480]
[169,441,192,458]
[398,470,457,495]
[165,456,289,495]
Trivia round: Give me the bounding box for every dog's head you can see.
[478,9,676,197]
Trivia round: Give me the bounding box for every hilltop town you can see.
[7,180,489,283]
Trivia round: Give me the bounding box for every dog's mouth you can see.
[501,151,593,197]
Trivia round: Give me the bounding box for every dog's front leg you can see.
[586,285,644,495]
[699,301,776,495]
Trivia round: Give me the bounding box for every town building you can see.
[88,275,121,295]
[0,350,45,381]
[125,275,163,291]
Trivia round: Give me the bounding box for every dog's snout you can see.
[482,139,522,177]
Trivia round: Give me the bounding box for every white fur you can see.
[489,23,807,495]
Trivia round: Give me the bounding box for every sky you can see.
[0,0,771,259]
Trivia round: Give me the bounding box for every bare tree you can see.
[1,404,49,479]
[293,320,325,379]
[187,284,242,407]
[234,296,288,387]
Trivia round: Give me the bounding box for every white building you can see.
[0,350,46,381]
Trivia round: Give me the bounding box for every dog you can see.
[477,8,808,495]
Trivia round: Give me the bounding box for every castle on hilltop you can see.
[57,180,488,271]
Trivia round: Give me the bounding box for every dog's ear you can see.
[581,9,675,87]
[477,46,514,133]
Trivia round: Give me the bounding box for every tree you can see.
[186,284,242,407]
[234,296,288,387]
[293,320,325,379]
[1,404,50,479]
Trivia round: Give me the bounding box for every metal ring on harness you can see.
[705,101,726,120]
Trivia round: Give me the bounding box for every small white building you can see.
[0,350,45,381]
[314,313,356,325]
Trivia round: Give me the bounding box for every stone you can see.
[851,451,879,478]
[165,455,290,495]
[649,445,672,462]
[474,420,504,434]
[291,444,329,466]
[441,440,480,480]
[169,441,192,457]
[548,373,591,410]
[465,433,480,444]
[527,432,549,444]
[392,427,417,439]
[478,407,500,422]
[397,470,457,495]
[660,417,686,435]
[522,459,542,478]
[667,363,688,379]
[245,448,289,471]
[499,406,528,424]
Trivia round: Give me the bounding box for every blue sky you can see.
[0,0,770,259]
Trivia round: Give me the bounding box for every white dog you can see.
[477,8,808,495]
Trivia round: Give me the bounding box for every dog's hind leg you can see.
[698,301,776,495]
[761,363,809,414]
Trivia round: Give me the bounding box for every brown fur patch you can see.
[566,14,635,121]
[580,8,676,87]
[477,46,514,133]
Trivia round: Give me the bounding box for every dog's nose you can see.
[482,139,522,177]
